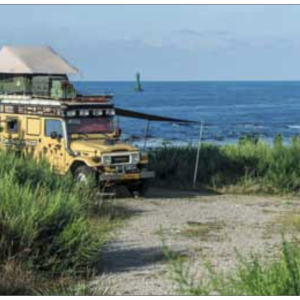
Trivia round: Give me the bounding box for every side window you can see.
[6,118,18,133]
[27,118,41,136]
[45,119,63,137]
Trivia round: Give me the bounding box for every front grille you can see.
[111,155,130,165]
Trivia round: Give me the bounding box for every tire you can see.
[127,180,149,198]
[74,165,96,186]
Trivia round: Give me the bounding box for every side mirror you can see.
[50,131,58,139]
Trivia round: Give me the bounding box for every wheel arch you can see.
[69,160,88,175]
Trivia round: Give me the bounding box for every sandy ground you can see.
[95,188,300,295]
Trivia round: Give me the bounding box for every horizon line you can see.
[72,79,300,82]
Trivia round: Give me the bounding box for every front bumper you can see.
[98,170,155,182]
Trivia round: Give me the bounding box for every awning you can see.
[115,107,200,124]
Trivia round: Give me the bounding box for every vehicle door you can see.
[25,117,42,158]
[42,118,66,173]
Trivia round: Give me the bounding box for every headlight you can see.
[131,153,140,164]
[140,152,149,163]
[102,156,111,166]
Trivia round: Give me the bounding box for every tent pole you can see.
[143,120,150,150]
[193,122,204,188]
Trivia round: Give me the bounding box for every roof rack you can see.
[0,94,115,118]
[0,93,113,103]
[30,94,113,103]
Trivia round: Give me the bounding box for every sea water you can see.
[74,81,300,147]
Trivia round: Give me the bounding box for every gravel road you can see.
[96,188,300,295]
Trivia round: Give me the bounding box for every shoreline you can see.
[123,135,298,149]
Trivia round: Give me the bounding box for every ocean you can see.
[74,81,300,147]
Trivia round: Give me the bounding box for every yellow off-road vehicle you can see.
[0,46,154,195]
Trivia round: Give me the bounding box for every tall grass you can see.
[168,240,300,295]
[150,135,300,194]
[0,151,112,294]
[0,153,102,273]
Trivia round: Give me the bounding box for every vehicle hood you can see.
[69,139,137,154]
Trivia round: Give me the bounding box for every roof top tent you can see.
[0,46,78,98]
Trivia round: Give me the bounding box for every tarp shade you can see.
[0,46,78,74]
[115,107,200,124]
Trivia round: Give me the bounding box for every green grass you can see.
[4,134,300,294]
[149,135,300,195]
[0,260,109,295]
[0,151,123,295]
[167,240,300,295]
[0,156,101,273]
[154,135,300,295]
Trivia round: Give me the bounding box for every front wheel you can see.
[74,165,97,186]
[127,181,149,198]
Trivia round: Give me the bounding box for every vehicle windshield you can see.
[66,117,114,135]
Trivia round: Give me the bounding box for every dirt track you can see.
[96,188,300,295]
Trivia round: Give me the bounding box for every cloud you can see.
[0,27,299,80]
[175,29,234,38]
[142,29,251,52]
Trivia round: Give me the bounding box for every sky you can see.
[1,5,300,80]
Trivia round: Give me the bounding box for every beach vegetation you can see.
[149,134,300,195]
[0,150,123,295]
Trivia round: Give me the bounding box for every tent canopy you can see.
[0,46,78,75]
